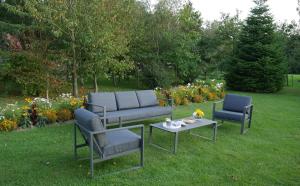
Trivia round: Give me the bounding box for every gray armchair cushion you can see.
[214,110,244,121]
[88,92,117,112]
[103,129,141,157]
[223,94,252,113]
[115,91,140,110]
[74,108,107,147]
[106,106,172,123]
[136,90,158,107]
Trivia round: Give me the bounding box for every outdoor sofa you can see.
[212,94,253,134]
[74,108,144,178]
[87,90,173,127]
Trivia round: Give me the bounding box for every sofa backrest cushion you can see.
[88,92,117,112]
[136,90,158,107]
[223,94,252,113]
[115,91,140,110]
[74,108,107,147]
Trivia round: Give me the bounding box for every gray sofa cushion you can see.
[88,92,117,112]
[103,129,141,157]
[74,108,107,147]
[214,110,244,121]
[223,94,252,113]
[115,91,140,110]
[136,90,158,107]
[106,106,172,124]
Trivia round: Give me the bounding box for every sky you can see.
[150,0,299,23]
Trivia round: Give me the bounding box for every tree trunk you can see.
[93,73,98,92]
[113,73,117,86]
[71,30,78,97]
[46,73,49,100]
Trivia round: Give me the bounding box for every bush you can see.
[155,80,225,106]
[192,95,203,103]
[0,119,17,131]
[41,109,57,123]
[57,109,72,122]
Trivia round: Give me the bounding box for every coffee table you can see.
[149,118,217,154]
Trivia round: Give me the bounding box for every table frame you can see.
[149,118,217,154]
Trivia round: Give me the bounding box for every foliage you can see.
[0,118,17,131]
[225,1,287,92]
[155,79,225,106]
[0,93,84,131]
[57,109,72,122]
[41,109,57,123]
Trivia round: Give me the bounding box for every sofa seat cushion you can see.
[214,110,245,121]
[103,129,141,157]
[106,106,172,124]
[136,90,158,107]
[223,94,252,113]
[74,108,107,147]
[115,91,140,110]
[88,92,117,112]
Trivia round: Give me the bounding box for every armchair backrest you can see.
[223,94,252,113]
[74,108,107,148]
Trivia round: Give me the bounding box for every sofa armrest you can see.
[213,100,224,112]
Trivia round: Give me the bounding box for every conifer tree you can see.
[225,0,286,92]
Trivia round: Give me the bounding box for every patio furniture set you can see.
[74,90,253,178]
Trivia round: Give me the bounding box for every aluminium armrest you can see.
[213,100,224,112]
[86,102,106,110]
[75,121,144,137]
[243,104,253,114]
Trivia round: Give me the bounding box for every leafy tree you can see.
[197,13,242,80]
[225,0,287,92]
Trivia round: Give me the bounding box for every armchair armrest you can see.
[75,121,144,136]
[86,102,107,127]
[213,100,224,112]
[243,104,253,115]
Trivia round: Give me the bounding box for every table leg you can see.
[173,132,178,154]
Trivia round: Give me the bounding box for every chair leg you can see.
[248,117,252,128]
[89,136,94,178]
[140,127,144,167]
[240,120,245,134]
[74,124,77,159]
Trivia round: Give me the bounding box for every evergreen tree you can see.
[225,0,287,92]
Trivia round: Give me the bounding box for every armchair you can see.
[212,94,253,134]
[74,108,144,178]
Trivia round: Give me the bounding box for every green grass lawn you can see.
[0,86,300,185]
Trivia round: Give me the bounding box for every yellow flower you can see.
[21,106,30,110]
[25,98,32,103]
[70,98,78,106]
[195,109,205,117]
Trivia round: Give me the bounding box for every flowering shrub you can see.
[0,119,17,131]
[155,80,225,106]
[57,109,72,122]
[0,93,85,132]
[41,109,57,123]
